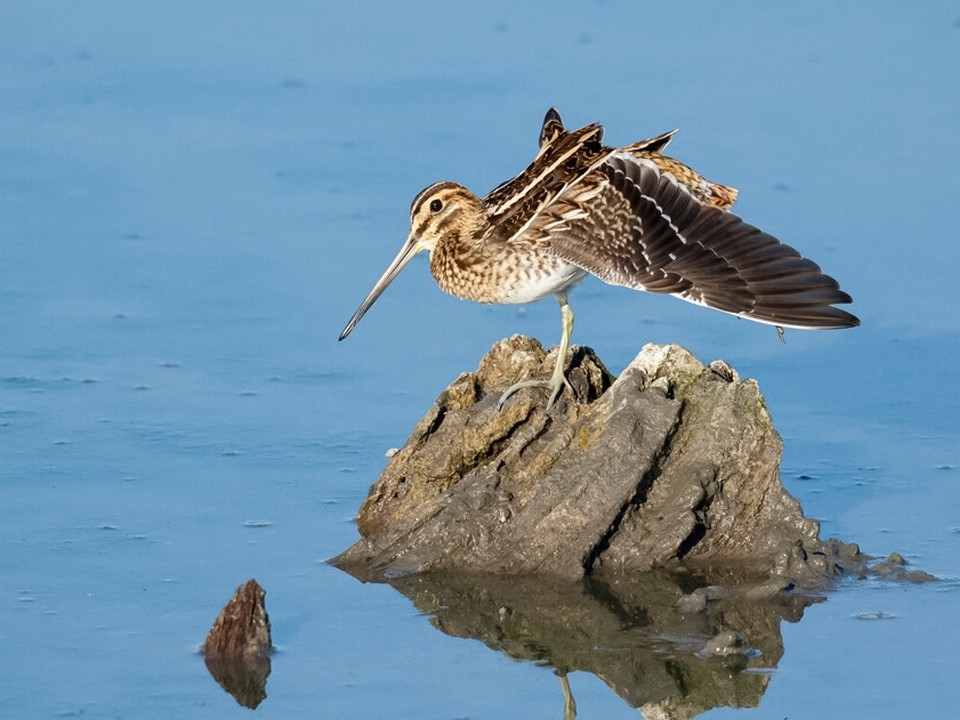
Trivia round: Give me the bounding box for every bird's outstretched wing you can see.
[540,152,859,329]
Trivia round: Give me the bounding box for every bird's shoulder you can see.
[482,121,610,243]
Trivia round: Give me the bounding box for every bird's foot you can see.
[497,370,573,411]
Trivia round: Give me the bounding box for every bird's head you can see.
[339,181,485,340]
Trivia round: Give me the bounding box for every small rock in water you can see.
[202,579,273,709]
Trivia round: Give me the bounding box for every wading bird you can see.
[340,109,858,408]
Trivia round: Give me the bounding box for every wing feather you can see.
[542,153,859,329]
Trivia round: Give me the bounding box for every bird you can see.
[339,108,859,409]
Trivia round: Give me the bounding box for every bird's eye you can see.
[429,199,443,213]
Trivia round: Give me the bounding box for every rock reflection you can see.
[203,654,271,709]
[382,568,821,719]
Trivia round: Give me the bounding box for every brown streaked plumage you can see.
[340,108,859,408]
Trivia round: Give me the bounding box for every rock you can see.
[331,339,936,715]
[202,579,273,709]
[331,336,875,588]
[868,554,937,583]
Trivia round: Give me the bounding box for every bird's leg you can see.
[549,294,576,405]
[498,292,575,410]
[558,671,577,720]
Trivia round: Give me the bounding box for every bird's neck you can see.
[429,226,493,302]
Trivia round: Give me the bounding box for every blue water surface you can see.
[2,2,958,718]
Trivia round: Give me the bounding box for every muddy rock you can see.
[332,336,864,587]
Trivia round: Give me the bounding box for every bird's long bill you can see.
[339,234,422,341]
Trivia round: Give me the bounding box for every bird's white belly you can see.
[498,262,588,304]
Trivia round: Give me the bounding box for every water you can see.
[2,1,958,717]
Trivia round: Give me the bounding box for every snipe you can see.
[340,109,859,408]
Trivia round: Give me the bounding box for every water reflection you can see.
[358,569,822,719]
[203,653,271,709]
